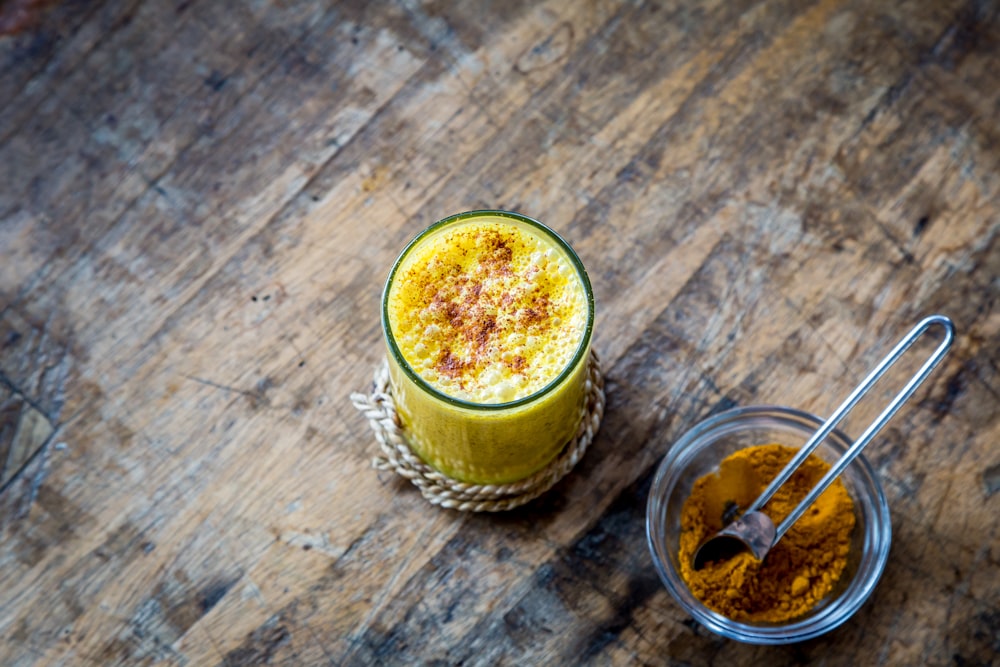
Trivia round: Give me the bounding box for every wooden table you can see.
[1,1,998,665]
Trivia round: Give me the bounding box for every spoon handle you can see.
[745,315,955,541]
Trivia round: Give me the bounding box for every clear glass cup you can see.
[646,405,891,644]
[381,210,594,485]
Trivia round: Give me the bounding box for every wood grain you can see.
[1,0,997,665]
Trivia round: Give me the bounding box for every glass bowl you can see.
[646,405,891,644]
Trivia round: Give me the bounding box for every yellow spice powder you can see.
[678,443,856,623]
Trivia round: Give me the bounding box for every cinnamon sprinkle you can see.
[387,219,587,401]
[436,349,467,380]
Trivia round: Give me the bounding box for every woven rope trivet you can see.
[350,350,605,512]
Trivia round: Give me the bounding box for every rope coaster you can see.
[350,350,605,512]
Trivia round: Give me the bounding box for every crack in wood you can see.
[0,434,52,530]
[0,374,57,496]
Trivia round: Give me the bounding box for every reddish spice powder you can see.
[395,224,571,392]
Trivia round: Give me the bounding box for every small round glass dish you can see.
[646,405,891,644]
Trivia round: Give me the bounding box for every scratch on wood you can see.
[0,370,58,425]
[182,374,271,409]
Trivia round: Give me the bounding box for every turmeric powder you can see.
[678,444,855,623]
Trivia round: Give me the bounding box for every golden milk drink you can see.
[382,210,594,484]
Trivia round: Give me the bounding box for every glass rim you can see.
[381,209,594,411]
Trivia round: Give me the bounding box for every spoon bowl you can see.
[691,511,775,570]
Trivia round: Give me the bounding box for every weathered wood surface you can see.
[1,0,998,664]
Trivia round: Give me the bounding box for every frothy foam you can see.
[387,218,588,403]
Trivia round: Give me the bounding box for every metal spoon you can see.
[692,315,955,570]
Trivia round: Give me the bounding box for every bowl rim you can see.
[645,404,892,644]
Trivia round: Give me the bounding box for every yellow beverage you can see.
[382,210,594,484]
